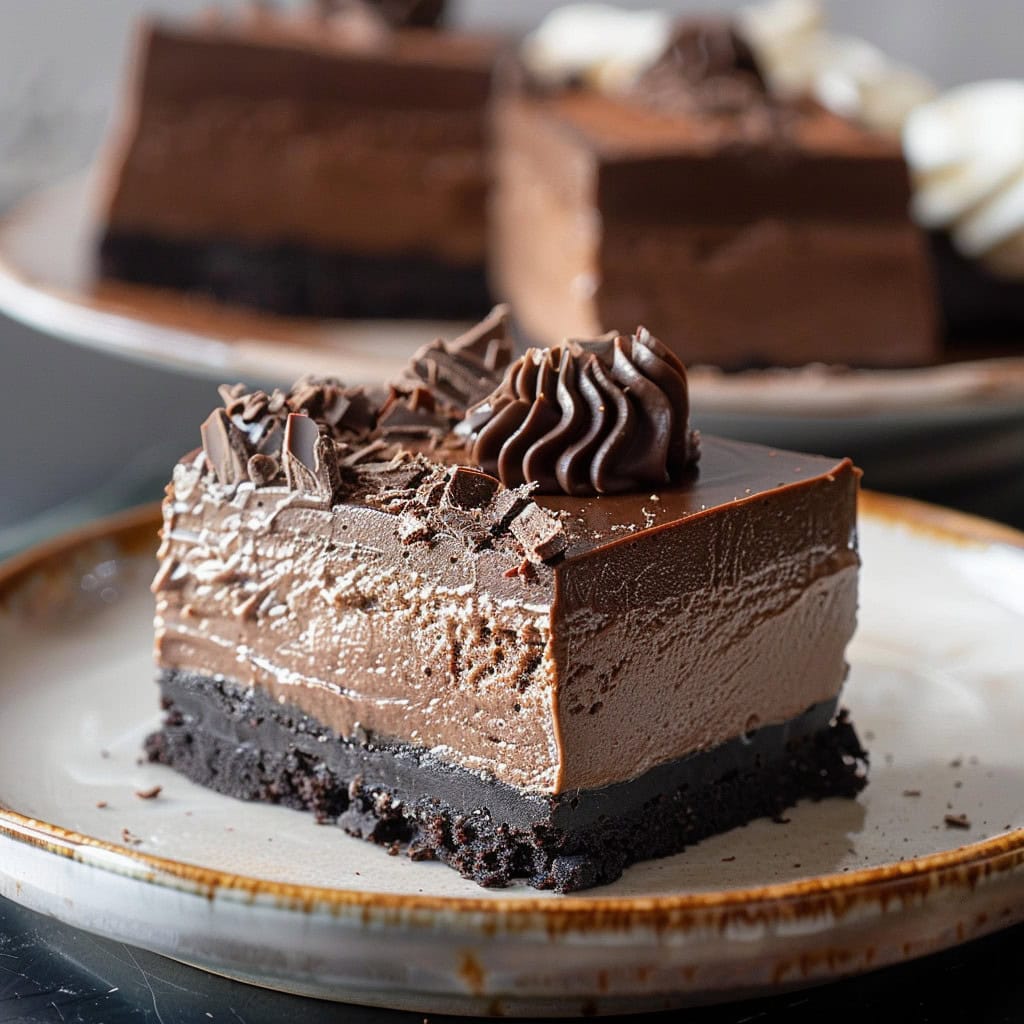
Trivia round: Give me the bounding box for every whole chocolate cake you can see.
[98,1,500,319]
[148,308,867,892]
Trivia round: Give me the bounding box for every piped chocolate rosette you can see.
[193,313,699,575]
[459,327,700,496]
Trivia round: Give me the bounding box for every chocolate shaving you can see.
[490,488,531,532]
[398,513,433,544]
[247,453,280,486]
[395,304,514,419]
[200,409,250,486]
[944,813,971,829]
[217,382,246,406]
[509,504,567,564]
[442,467,501,511]
[283,414,341,501]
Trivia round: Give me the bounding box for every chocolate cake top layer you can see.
[155,312,859,794]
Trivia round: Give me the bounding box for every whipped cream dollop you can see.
[739,0,935,133]
[520,3,673,94]
[904,81,1024,278]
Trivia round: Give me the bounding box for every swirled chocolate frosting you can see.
[461,328,700,495]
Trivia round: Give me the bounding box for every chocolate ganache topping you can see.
[460,328,700,496]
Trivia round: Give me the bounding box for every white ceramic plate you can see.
[1,497,1024,1015]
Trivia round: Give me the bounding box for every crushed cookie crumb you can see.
[944,813,971,829]
[134,785,162,800]
[95,801,108,809]
[121,827,142,846]
[902,789,922,797]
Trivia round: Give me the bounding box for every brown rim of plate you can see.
[1,494,1023,925]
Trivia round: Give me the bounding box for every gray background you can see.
[1,1,1020,541]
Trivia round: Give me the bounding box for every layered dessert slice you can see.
[98,2,500,318]
[148,309,867,892]
[493,10,937,367]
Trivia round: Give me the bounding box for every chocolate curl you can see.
[282,413,342,501]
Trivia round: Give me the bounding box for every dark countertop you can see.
[3,894,1024,1023]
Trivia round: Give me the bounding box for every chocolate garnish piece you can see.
[509,503,567,564]
[289,377,376,436]
[442,467,501,511]
[200,409,250,486]
[462,328,699,496]
[247,453,280,487]
[397,513,432,544]
[395,304,515,422]
[312,0,444,29]
[377,386,443,436]
[490,488,531,533]
[282,414,342,501]
[633,17,768,116]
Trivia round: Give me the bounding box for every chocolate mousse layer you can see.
[98,14,500,318]
[148,670,865,891]
[154,432,859,794]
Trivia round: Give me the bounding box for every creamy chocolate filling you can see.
[154,435,858,793]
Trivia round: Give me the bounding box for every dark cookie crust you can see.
[99,231,492,320]
[146,670,868,892]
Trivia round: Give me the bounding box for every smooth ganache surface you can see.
[153,322,859,795]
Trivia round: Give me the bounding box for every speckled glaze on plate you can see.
[1,497,1024,1016]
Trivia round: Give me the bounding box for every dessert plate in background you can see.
[2,497,1024,1015]
[3,173,1024,400]
[0,174,467,385]
[1,173,1023,506]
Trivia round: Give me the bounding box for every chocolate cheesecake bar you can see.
[148,309,867,891]
[493,14,938,368]
[98,2,500,318]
